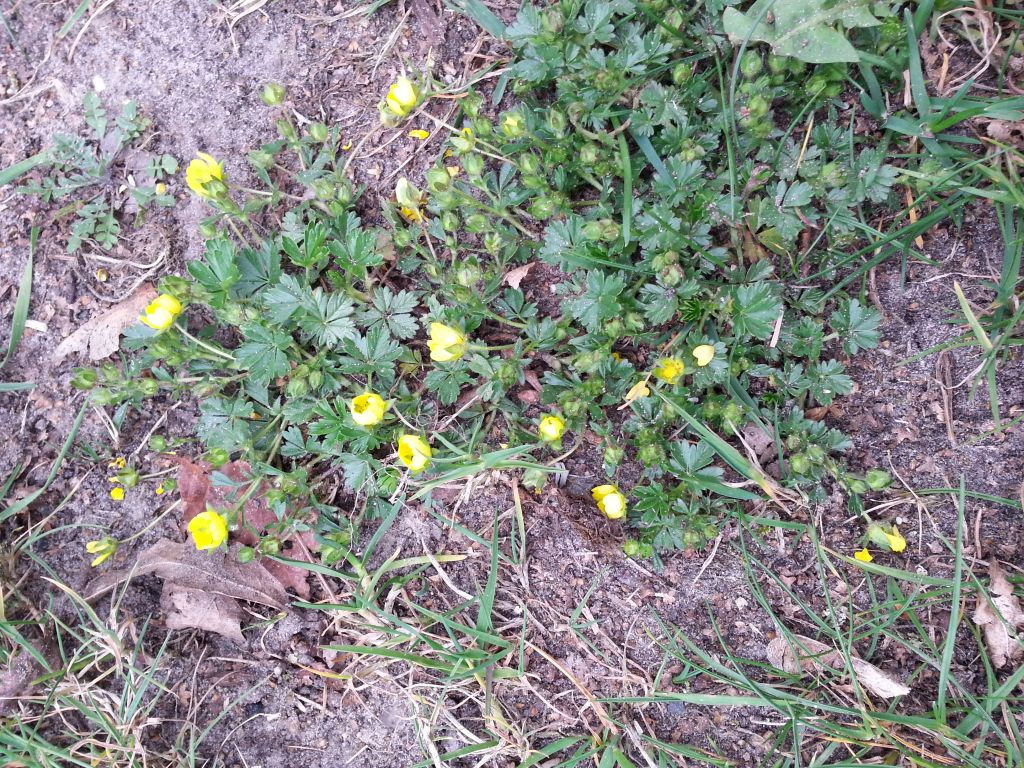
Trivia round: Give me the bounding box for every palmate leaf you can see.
[566,270,626,332]
[722,0,880,64]
[729,283,783,340]
[234,324,293,386]
[829,298,881,355]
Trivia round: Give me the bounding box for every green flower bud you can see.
[261,82,286,106]
[865,469,892,491]
[747,94,770,118]
[275,118,297,140]
[455,259,482,286]
[638,443,665,467]
[208,448,230,468]
[257,537,281,556]
[623,539,641,557]
[116,467,140,488]
[604,444,625,467]
[149,435,169,452]
[483,232,503,255]
[806,445,826,462]
[682,529,703,549]
[198,220,220,239]
[580,143,601,166]
[464,213,490,233]
[788,453,811,475]
[426,166,451,193]
[740,51,763,78]
[672,62,694,85]
[138,378,160,397]
[849,478,870,494]
[237,546,256,563]
[547,108,568,137]
[461,91,483,119]
[463,153,484,177]
[308,122,329,142]
[71,368,98,390]
[563,398,585,418]
[528,196,559,220]
[767,54,789,75]
[582,220,604,241]
[519,153,541,176]
[501,111,527,139]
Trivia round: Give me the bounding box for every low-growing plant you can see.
[70,0,967,569]
[0,90,176,254]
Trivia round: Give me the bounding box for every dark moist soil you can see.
[2,3,1023,767]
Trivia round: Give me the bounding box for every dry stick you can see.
[68,0,114,62]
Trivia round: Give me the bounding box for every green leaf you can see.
[234,324,293,386]
[729,283,783,340]
[1,228,35,371]
[305,291,356,346]
[198,397,256,452]
[829,298,881,354]
[425,367,473,406]
[566,270,626,333]
[722,0,880,64]
[443,0,507,38]
[808,359,853,405]
[189,238,241,297]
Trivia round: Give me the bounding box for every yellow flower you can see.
[86,537,118,567]
[854,548,873,563]
[350,392,389,427]
[592,484,627,520]
[399,206,424,223]
[155,484,165,496]
[107,456,127,469]
[446,166,461,177]
[185,152,225,198]
[653,357,685,384]
[140,294,183,332]
[885,526,907,553]
[154,182,168,195]
[188,508,229,551]
[427,322,467,362]
[624,379,651,404]
[538,415,566,443]
[110,487,125,501]
[692,344,716,367]
[408,129,430,140]
[385,76,419,117]
[866,522,907,553]
[397,434,432,473]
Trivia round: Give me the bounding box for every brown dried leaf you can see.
[972,560,1024,668]
[161,583,244,643]
[503,263,535,290]
[53,284,156,361]
[767,633,910,699]
[86,538,288,609]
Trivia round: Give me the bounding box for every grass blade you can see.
[1,227,35,370]
[0,151,48,187]
[442,0,506,38]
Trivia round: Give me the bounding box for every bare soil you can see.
[2,3,1022,767]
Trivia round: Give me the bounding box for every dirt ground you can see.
[1,2,1022,767]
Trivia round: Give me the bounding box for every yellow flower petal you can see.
[397,434,432,473]
[427,323,467,363]
[385,76,419,117]
[538,415,566,442]
[624,380,651,403]
[652,357,685,384]
[188,509,229,551]
[110,487,125,501]
[185,153,225,198]
[140,294,183,332]
[408,129,430,140]
[350,392,389,427]
[854,548,873,563]
[885,527,907,553]
[692,344,716,367]
[592,485,626,519]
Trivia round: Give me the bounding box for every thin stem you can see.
[174,324,235,362]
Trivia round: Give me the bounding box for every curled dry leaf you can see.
[53,283,156,361]
[503,262,535,290]
[161,583,244,643]
[85,538,288,610]
[767,633,910,699]
[972,560,1024,669]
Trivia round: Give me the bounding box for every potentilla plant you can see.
[77,0,909,566]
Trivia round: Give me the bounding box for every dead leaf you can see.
[86,538,288,609]
[503,263,535,290]
[767,633,910,699]
[973,560,1024,668]
[161,583,244,643]
[53,284,156,361]
[177,460,316,599]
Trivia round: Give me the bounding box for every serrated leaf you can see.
[730,283,783,340]
[566,270,626,332]
[234,324,293,385]
[723,0,880,64]
[424,367,473,406]
[829,298,881,354]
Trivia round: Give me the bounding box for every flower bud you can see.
[237,546,256,563]
[208,448,230,468]
[547,108,567,137]
[71,368,98,390]
[426,166,451,193]
[261,83,286,106]
[308,122,329,142]
[463,153,484,177]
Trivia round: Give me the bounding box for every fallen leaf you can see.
[177,460,316,599]
[86,538,288,609]
[973,560,1024,668]
[503,263,535,290]
[161,583,244,643]
[52,284,156,361]
[767,633,910,699]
